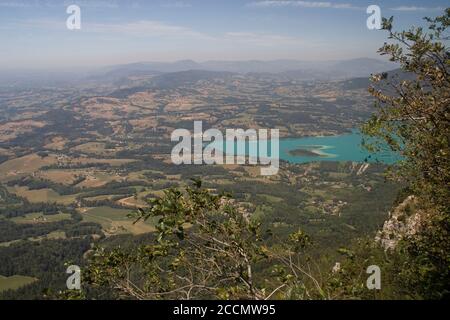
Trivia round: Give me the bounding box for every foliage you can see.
[359,9,450,299]
[362,9,449,210]
[77,181,326,300]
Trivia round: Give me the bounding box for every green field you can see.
[29,231,66,242]
[0,275,37,292]
[83,194,117,201]
[82,206,155,235]
[8,186,78,205]
[84,206,133,222]
[11,212,72,224]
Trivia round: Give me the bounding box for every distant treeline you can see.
[0,202,69,218]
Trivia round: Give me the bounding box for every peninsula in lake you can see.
[288,146,328,157]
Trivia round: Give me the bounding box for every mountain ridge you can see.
[94,58,397,80]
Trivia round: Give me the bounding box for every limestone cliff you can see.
[375,195,425,250]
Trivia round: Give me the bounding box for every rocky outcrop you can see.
[375,195,425,250]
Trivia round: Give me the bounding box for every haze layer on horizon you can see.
[0,0,447,70]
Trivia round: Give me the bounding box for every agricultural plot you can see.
[82,206,155,235]
[0,154,58,182]
[75,172,121,188]
[43,136,68,150]
[0,275,37,292]
[10,212,72,224]
[36,170,81,185]
[7,186,79,205]
[28,231,66,242]
[72,142,118,157]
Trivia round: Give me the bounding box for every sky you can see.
[0,0,447,69]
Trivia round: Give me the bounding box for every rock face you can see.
[375,195,424,250]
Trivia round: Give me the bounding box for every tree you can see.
[361,9,450,299]
[76,181,325,300]
[362,9,449,209]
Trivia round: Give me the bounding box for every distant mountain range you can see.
[92,58,397,81]
[0,58,398,87]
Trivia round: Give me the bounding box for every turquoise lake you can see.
[277,131,399,164]
[209,130,400,164]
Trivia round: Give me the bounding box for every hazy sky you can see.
[0,0,447,69]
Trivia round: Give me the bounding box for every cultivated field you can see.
[0,275,37,292]
[82,206,155,235]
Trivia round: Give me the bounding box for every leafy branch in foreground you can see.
[72,181,325,300]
